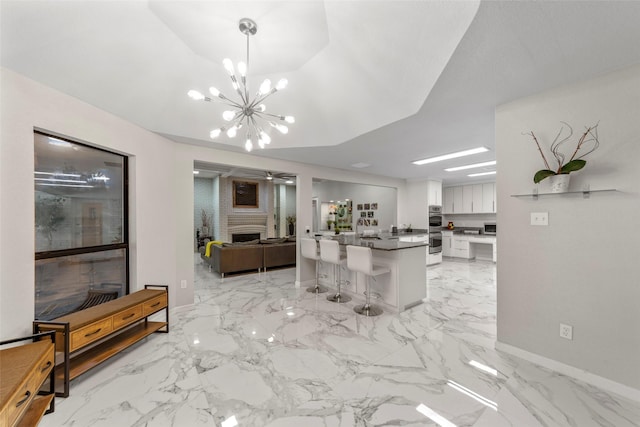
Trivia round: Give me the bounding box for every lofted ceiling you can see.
[2,1,640,185]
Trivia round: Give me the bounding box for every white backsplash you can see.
[442,213,496,228]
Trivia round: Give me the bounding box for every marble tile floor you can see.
[41,260,640,427]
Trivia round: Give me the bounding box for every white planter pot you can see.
[549,174,571,193]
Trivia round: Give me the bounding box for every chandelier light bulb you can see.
[276,124,289,134]
[276,78,288,90]
[227,126,238,138]
[209,87,220,97]
[284,116,295,124]
[187,90,204,100]
[257,104,266,112]
[238,62,247,77]
[259,79,272,95]
[223,58,234,75]
[258,139,265,149]
[222,110,236,121]
[245,139,253,152]
[259,131,271,144]
[210,128,222,139]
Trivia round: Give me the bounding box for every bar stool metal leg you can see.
[326,263,351,303]
[353,273,383,316]
[306,258,328,293]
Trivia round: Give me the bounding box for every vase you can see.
[288,223,295,236]
[549,174,570,193]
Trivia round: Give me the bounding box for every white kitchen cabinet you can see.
[452,235,475,259]
[453,186,463,213]
[443,183,497,214]
[482,182,496,213]
[443,187,454,213]
[427,181,442,206]
[462,185,473,213]
[442,231,453,257]
[472,184,484,213]
[405,180,442,228]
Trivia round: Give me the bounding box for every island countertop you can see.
[314,232,428,251]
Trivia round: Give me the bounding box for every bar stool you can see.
[346,245,390,316]
[301,238,328,293]
[320,239,351,303]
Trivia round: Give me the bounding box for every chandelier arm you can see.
[207,89,244,109]
[259,112,287,121]
[249,115,261,134]
[229,75,248,105]
[250,88,278,107]
[217,97,244,110]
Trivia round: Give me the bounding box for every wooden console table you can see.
[0,332,56,427]
[33,285,168,397]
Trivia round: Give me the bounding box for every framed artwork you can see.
[367,211,374,218]
[371,203,378,210]
[372,219,378,226]
[357,204,363,210]
[233,181,259,208]
[360,211,367,218]
[364,203,370,210]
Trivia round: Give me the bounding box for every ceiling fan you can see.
[264,171,295,182]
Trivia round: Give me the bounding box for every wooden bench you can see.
[0,332,56,427]
[33,285,168,397]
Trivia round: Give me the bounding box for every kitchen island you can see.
[314,232,428,312]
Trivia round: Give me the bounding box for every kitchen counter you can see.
[317,232,428,251]
[314,232,428,312]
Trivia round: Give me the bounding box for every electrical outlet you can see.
[180,279,187,289]
[560,323,573,340]
[531,212,549,226]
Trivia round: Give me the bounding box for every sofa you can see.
[200,238,296,277]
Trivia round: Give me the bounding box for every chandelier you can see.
[188,18,294,152]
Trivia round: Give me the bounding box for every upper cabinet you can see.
[427,182,442,206]
[482,182,496,213]
[443,183,496,214]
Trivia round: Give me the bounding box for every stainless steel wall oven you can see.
[429,231,442,254]
[428,205,442,254]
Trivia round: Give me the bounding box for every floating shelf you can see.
[511,189,617,200]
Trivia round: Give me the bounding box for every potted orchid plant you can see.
[525,122,600,192]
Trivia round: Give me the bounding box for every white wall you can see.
[496,64,640,390]
[0,67,407,339]
[0,68,184,339]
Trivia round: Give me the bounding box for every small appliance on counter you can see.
[484,222,496,235]
[447,221,454,230]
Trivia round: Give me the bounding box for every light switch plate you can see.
[531,212,548,226]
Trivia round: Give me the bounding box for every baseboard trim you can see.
[495,341,640,402]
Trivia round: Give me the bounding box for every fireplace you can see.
[232,233,261,243]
